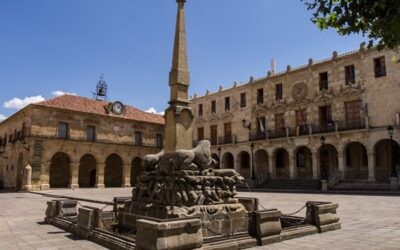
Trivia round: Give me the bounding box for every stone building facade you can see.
[190,46,400,188]
[0,95,164,190]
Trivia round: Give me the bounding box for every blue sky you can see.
[0,0,366,120]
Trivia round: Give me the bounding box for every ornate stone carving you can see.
[292,82,308,102]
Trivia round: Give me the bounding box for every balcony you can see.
[218,136,233,145]
[248,119,367,142]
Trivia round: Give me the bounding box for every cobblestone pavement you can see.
[1,189,400,249]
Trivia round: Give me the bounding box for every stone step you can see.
[332,180,390,191]
[256,179,321,190]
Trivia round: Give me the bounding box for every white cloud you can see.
[52,90,77,96]
[0,114,7,122]
[4,95,45,110]
[145,107,164,115]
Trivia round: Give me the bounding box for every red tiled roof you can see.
[33,95,165,125]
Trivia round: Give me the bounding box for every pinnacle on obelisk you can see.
[169,0,190,106]
[164,0,194,153]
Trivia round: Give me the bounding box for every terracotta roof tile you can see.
[33,95,165,125]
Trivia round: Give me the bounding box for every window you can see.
[156,134,163,148]
[296,109,308,135]
[374,56,386,77]
[210,125,217,145]
[257,88,264,104]
[134,131,142,146]
[224,97,230,111]
[240,93,246,107]
[275,113,285,134]
[275,83,283,100]
[211,100,216,114]
[86,126,96,142]
[345,100,362,129]
[58,122,69,139]
[319,72,328,90]
[345,65,356,84]
[197,127,204,141]
[319,105,333,129]
[224,123,232,143]
[198,104,203,116]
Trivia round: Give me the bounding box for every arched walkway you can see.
[254,150,268,175]
[104,154,123,187]
[345,142,368,180]
[275,148,289,179]
[222,152,234,169]
[50,152,71,188]
[78,154,97,188]
[319,144,338,178]
[131,157,142,187]
[16,153,24,190]
[295,146,313,179]
[374,139,400,181]
[238,151,251,179]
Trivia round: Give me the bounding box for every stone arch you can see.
[374,139,400,181]
[295,146,313,179]
[274,148,289,179]
[104,153,123,187]
[254,149,269,175]
[131,157,143,187]
[16,153,24,190]
[49,152,71,188]
[238,151,251,179]
[78,154,97,188]
[318,144,339,178]
[344,142,368,180]
[221,152,234,169]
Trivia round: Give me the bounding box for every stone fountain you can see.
[43,1,341,249]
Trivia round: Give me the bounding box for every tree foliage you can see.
[303,0,400,50]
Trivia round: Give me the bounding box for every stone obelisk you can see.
[164,0,194,153]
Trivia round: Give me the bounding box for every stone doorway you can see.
[345,142,368,180]
[238,151,251,179]
[319,144,338,177]
[275,148,289,179]
[374,139,400,181]
[254,150,268,175]
[295,146,313,179]
[49,152,71,188]
[104,154,123,187]
[78,154,97,188]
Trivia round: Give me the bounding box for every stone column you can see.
[122,164,131,188]
[23,164,32,191]
[69,162,79,189]
[312,153,318,180]
[96,163,105,188]
[367,152,376,181]
[268,156,274,178]
[40,161,50,190]
[289,152,296,179]
[338,152,345,180]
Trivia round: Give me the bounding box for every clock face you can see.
[112,101,124,114]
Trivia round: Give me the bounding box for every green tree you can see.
[303,0,400,51]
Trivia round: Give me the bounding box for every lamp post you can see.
[250,143,255,181]
[387,125,398,178]
[320,136,327,180]
[217,146,222,169]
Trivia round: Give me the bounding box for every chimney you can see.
[271,59,276,74]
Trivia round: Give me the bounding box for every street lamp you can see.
[250,143,255,181]
[320,136,327,180]
[217,146,222,168]
[387,125,398,178]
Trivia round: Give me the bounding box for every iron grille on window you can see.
[319,72,329,90]
[257,88,264,104]
[374,56,386,78]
